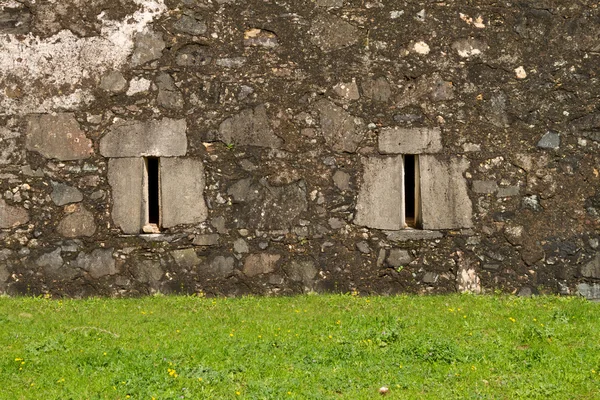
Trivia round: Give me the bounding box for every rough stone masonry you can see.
[1,0,600,299]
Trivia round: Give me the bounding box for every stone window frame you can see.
[100,118,208,235]
[354,127,473,232]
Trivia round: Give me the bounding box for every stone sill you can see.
[384,230,443,241]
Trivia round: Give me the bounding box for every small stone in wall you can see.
[452,38,487,58]
[316,99,365,153]
[208,256,235,277]
[328,218,344,229]
[171,248,202,268]
[131,31,165,66]
[156,73,184,110]
[333,170,351,191]
[243,253,280,277]
[73,249,116,279]
[126,77,151,96]
[333,80,360,100]
[234,238,250,254]
[577,283,600,300]
[219,105,282,149]
[36,248,79,280]
[387,249,412,267]
[174,13,207,36]
[423,272,438,284]
[132,259,163,284]
[216,57,247,68]
[50,182,83,206]
[0,199,29,229]
[57,205,96,238]
[283,260,317,286]
[310,14,359,52]
[504,225,524,245]
[581,254,600,279]
[537,131,560,149]
[472,180,498,194]
[0,263,8,283]
[25,114,93,161]
[316,0,343,7]
[362,76,392,102]
[514,66,527,79]
[99,71,127,93]
[522,195,541,211]
[413,41,430,54]
[356,241,371,254]
[176,44,212,67]
[244,28,278,48]
[193,234,220,246]
[497,186,520,198]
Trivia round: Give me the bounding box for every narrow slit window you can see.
[404,154,422,229]
[146,157,160,227]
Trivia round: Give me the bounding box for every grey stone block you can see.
[310,14,359,52]
[108,158,144,234]
[171,248,201,268]
[160,157,208,228]
[317,99,365,153]
[26,114,93,161]
[174,13,207,35]
[581,254,600,279]
[57,206,96,238]
[51,182,83,206]
[354,156,403,230]
[356,241,371,254]
[472,180,498,194]
[99,71,127,93]
[420,156,473,230]
[0,199,29,229]
[100,118,187,158]
[362,76,392,102]
[243,253,280,277]
[193,234,220,246]
[423,272,439,284]
[577,283,600,300]
[131,31,165,66]
[378,127,442,154]
[219,105,282,149]
[208,256,235,277]
[234,238,250,253]
[332,170,351,191]
[74,249,116,279]
[537,131,560,149]
[387,249,412,267]
[497,186,520,198]
[283,260,317,284]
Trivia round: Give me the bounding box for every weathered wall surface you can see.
[1,0,600,298]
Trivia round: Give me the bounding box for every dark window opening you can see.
[404,155,421,228]
[147,157,160,226]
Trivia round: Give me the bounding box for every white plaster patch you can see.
[126,77,152,96]
[0,0,166,115]
[413,41,430,55]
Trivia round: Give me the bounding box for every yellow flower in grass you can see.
[168,368,178,378]
[509,317,516,323]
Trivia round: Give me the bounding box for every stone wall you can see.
[1,0,600,298]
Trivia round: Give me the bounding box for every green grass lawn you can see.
[0,294,599,399]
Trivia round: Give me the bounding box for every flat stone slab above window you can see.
[378,127,442,154]
[100,118,187,158]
